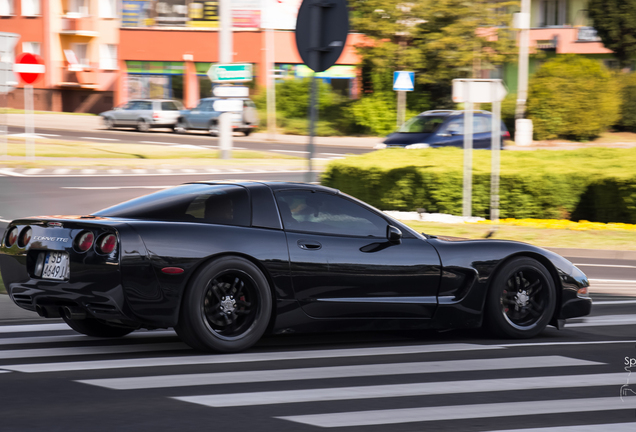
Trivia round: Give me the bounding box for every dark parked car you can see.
[380,110,511,149]
[175,97,259,136]
[0,182,591,353]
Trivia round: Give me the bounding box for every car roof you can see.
[129,99,178,103]
[420,110,492,117]
[189,180,339,194]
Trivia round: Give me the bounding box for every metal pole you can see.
[491,85,501,224]
[515,0,530,120]
[0,36,6,160]
[396,90,406,127]
[462,85,473,218]
[306,0,321,183]
[25,84,34,160]
[266,26,277,141]
[219,0,233,159]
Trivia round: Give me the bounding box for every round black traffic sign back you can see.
[295,0,349,73]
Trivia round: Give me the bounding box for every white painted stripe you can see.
[567,314,636,328]
[0,370,11,374]
[53,168,69,175]
[140,141,174,145]
[80,169,96,174]
[594,300,636,305]
[0,330,176,347]
[0,170,311,178]
[131,169,147,174]
[320,152,348,156]
[271,149,309,154]
[0,343,189,360]
[176,373,627,408]
[483,424,636,432]
[78,356,600,390]
[37,134,61,137]
[575,264,636,269]
[0,219,10,223]
[0,323,71,334]
[79,137,119,141]
[2,343,502,373]
[590,279,636,284]
[278,397,636,428]
[499,340,636,348]
[13,64,45,73]
[23,168,43,175]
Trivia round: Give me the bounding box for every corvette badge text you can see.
[32,236,69,243]
[622,356,636,402]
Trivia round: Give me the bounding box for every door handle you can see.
[297,240,322,250]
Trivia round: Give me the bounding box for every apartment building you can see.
[1,0,120,113]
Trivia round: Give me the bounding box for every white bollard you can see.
[514,118,533,146]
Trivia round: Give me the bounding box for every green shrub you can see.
[616,72,636,132]
[321,147,636,223]
[347,92,422,136]
[527,56,620,141]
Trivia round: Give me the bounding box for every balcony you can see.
[577,26,601,42]
[528,27,611,55]
[60,14,98,37]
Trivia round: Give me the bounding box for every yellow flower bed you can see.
[471,218,636,231]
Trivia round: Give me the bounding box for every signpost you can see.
[14,52,45,161]
[393,71,414,127]
[207,63,253,83]
[0,32,19,160]
[213,85,249,98]
[452,79,507,222]
[295,0,349,182]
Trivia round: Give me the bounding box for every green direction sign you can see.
[207,63,253,83]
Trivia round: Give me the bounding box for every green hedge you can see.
[321,148,636,223]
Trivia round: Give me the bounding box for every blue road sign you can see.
[393,71,414,91]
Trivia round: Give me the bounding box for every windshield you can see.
[398,116,445,133]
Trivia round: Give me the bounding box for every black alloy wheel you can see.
[175,256,272,353]
[62,316,135,338]
[485,257,556,338]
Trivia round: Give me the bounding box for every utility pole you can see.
[514,0,532,146]
[266,26,276,140]
[219,0,233,159]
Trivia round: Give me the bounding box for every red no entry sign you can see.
[13,52,45,84]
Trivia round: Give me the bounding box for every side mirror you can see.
[387,225,402,243]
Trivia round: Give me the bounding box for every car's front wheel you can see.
[103,117,115,130]
[485,257,556,338]
[175,256,272,353]
[136,119,149,132]
[174,119,188,134]
[209,122,219,137]
[62,316,135,338]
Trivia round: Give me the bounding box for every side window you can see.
[162,101,179,111]
[443,118,464,135]
[185,187,250,226]
[474,116,491,134]
[125,101,139,110]
[275,191,387,238]
[140,101,153,110]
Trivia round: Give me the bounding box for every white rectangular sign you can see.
[213,86,249,98]
[452,79,507,103]
[213,99,244,112]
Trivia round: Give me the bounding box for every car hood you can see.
[383,133,434,145]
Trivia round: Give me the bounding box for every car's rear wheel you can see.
[103,117,115,130]
[209,122,219,137]
[62,316,135,338]
[243,129,252,136]
[485,257,556,338]
[136,119,149,132]
[175,256,272,353]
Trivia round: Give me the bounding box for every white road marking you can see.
[80,169,96,174]
[0,219,10,223]
[270,149,309,154]
[575,263,636,269]
[175,372,627,408]
[140,141,177,145]
[590,279,636,283]
[52,168,69,175]
[0,169,310,178]
[0,323,71,334]
[2,343,503,373]
[37,134,61,137]
[566,314,636,328]
[320,152,348,156]
[80,137,119,141]
[498,340,636,347]
[593,299,636,305]
[0,342,189,360]
[78,356,599,390]
[0,330,176,346]
[483,424,636,432]
[23,168,43,175]
[277,397,636,427]
[174,144,203,149]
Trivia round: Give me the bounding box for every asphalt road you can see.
[6,125,372,157]
[2,173,636,431]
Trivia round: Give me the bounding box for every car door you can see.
[275,190,441,319]
[115,101,139,125]
[473,115,492,149]
[188,100,209,129]
[434,117,464,148]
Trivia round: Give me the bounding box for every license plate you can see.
[42,252,69,280]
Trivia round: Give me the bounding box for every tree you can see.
[588,0,636,69]
[350,0,519,103]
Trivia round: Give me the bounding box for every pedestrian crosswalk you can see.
[0,323,635,431]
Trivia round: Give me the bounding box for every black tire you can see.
[175,256,272,353]
[209,122,218,137]
[485,257,556,338]
[174,119,188,134]
[243,129,252,136]
[62,316,135,338]
[103,117,115,130]
[136,119,149,132]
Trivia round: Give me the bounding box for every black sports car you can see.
[0,181,591,352]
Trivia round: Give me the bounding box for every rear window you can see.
[398,116,445,133]
[93,184,251,226]
[162,101,180,111]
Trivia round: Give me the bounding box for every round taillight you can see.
[18,227,32,247]
[97,234,117,254]
[75,231,94,252]
[5,227,18,247]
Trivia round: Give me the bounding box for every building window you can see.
[22,42,41,55]
[99,44,117,70]
[69,0,89,16]
[21,0,40,16]
[72,43,89,67]
[98,0,116,18]
[0,0,14,16]
[540,0,567,27]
